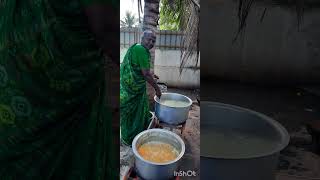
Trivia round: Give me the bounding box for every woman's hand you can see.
[155,87,162,98]
[153,74,159,79]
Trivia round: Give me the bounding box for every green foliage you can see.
[159,0,187,30]
[120,11,138,28]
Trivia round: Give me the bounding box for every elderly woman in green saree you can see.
[0,0,118,179]
[120,30,162,146]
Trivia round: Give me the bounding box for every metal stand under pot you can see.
[148,111,186,136]
[156,121,186,136]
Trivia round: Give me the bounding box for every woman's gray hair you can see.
[142,30,156,39]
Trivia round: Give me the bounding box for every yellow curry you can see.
[138,142,178,163]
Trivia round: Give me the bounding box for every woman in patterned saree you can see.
[0,0,118,179]
[120,30,162,146]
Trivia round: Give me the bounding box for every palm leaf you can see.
[179,0,200,73]
[232,0,320,42]
[120,11,138,28]
[138,0,200,71]
[159,0,184,30]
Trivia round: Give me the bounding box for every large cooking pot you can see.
[201,101,290,180]
[132,129,185,180]
[154,93,192,125]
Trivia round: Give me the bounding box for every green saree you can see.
[120,44,152,145]
[0,0,118,179]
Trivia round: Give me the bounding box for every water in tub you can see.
[201,126,281,158]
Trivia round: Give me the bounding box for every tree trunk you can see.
[142,0,160,71]
[143,0,160,110]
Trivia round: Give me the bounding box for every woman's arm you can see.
[142,69,162,98]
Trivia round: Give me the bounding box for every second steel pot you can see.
[154,93,192,125]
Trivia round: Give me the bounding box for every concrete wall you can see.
[120,48,200,88]
[202,1,320,83]
[154,49,200,88]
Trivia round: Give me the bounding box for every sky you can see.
[120,0,144,20]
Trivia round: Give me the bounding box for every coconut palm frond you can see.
[120,11,138,28]
[233,0,313,42]
[260,8,267,23]
[159,0,185,30]
[180,0,200,72]
[190,0,200,9]
[232,0,254,42]
[156,0,201,71]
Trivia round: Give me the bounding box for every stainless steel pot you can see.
[201,101,290,180]
[154,93,192,125]
[132,129,185,180]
